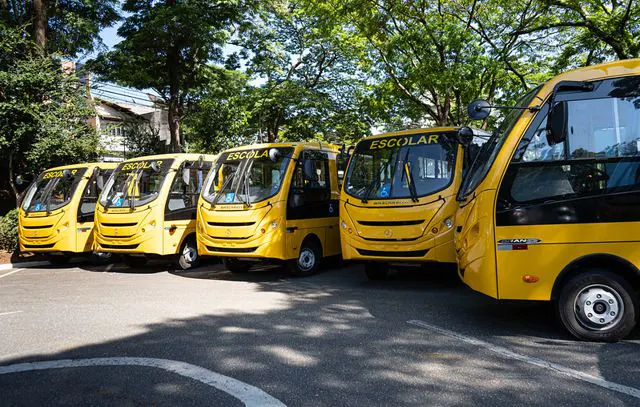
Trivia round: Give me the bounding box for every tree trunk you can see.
[32,0,47,52]
[8,151,20,206]
[167,98,181,153]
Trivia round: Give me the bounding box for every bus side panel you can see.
[496,223,640,300]
[284,221,328,260]
[455,189,498,298]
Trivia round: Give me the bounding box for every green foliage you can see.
[92,0,246,152]
[0,209,18,252]
[123,120,167,159]
[1,0,120,56]
[0,24,99,202]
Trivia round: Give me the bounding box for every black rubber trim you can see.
[101,222,137,227]
[207,246,257,253]
[23,243,55,249]
[22,225,53,229]
[357,220,423,226]
[100,243,139,250]
[356,248,429,257]
[208,221,255,227]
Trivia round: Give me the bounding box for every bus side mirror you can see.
[15,175,25,186]
[269,148,281,162]
[467,99,491,120]
[182,168,191,185]
[62,169,73,180]
[546,101,568,145]
[93,167,105,190]
[150,161,161,172]
[456,126,474,146]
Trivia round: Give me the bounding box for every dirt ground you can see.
[0,251,46,265]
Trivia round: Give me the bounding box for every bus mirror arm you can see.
[467,99,540,121]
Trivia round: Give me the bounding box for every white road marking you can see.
[407,319,640,400]
[0,357,286,406]
[0,268,24,280]
[0,311,23,317]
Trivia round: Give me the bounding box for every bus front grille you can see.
[357,220,424,226]
[101,222,137,227]
[207,222,255,227]
[356,248,428,258]
[23,243,55,249]
[100,243,139,250]
[207,246,257,253]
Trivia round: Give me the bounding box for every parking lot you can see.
[1,260,639,406]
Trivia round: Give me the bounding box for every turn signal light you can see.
[431,227,439,234]
[522,275,539,283]
[261,228,266,234]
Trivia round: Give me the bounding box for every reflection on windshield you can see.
[21,168,87,213]
[345,133,457,200]
[202,148,294,205]
[458,86,542,200]
[99,159,173,208]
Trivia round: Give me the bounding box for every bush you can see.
[0,209,19,252]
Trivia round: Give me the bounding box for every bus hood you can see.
[343,198,445,241]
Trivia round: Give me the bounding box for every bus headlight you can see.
[444,218,453,229]
[341,220,347,229]
[271,221,278,230]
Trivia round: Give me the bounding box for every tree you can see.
[92,0,244,153]
[0,24,98,204]
[0,0,119,55]
[233,0,373,144]
[512,0,640,63]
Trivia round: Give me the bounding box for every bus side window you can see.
[289,150,330,208]
[167,161,211,213]
[499,75,640,213]
[78,169,112,222]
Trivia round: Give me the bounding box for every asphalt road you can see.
[1,259,639,406]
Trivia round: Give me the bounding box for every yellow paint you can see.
[197,142,342,263]
[455,58,640,300]
[18,162,117,255]
[95,153,217,257]
[339,127,465,266]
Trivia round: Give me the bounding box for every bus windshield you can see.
[99,159,174,208]
[202,147,294,205]
[458,86,543,200]
[345,133,457,201]
[21,168,87,213]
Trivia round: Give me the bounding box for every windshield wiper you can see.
[105,170,138,209]
[213,168,237,206]
[404,161,419,202]
[361,159,389,204]
[240,160,254,207]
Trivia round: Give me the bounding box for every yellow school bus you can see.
[18,162,117,264]
[197,142,342,276]
[95,153,216,269]
[456,59,640,341]
[340,127,486,280]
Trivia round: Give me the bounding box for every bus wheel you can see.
[557,269,638,342]
[287,241,321,277]
[123,255,148,268]
[177,239,200,270]
[91,251,112,265]
[48,254,70,265]
[222,257,251,274]
[364,262,388,280]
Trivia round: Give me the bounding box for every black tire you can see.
[222,257,251,274]
[364,262,389,280]
[91,251,113,266]
[122,255,148,268]
[557,269,638,342]
[286,240,321,277]
[176,238,200,271]
[48,254,70,265]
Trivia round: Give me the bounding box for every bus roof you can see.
[223,141,340,153]
[363,126,488,141]
[118,153,218,162]
[539,58,640,101]
[43,162,118,172]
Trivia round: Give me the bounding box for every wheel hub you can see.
[575,285,623,330]
[183,245,197,263]
[298,249,315,271]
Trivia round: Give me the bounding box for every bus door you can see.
[286,150,338,258]
[77,167,113,252]
[164,159,211,253]
[494,75,640,300]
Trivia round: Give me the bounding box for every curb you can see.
[0,261,50,271]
